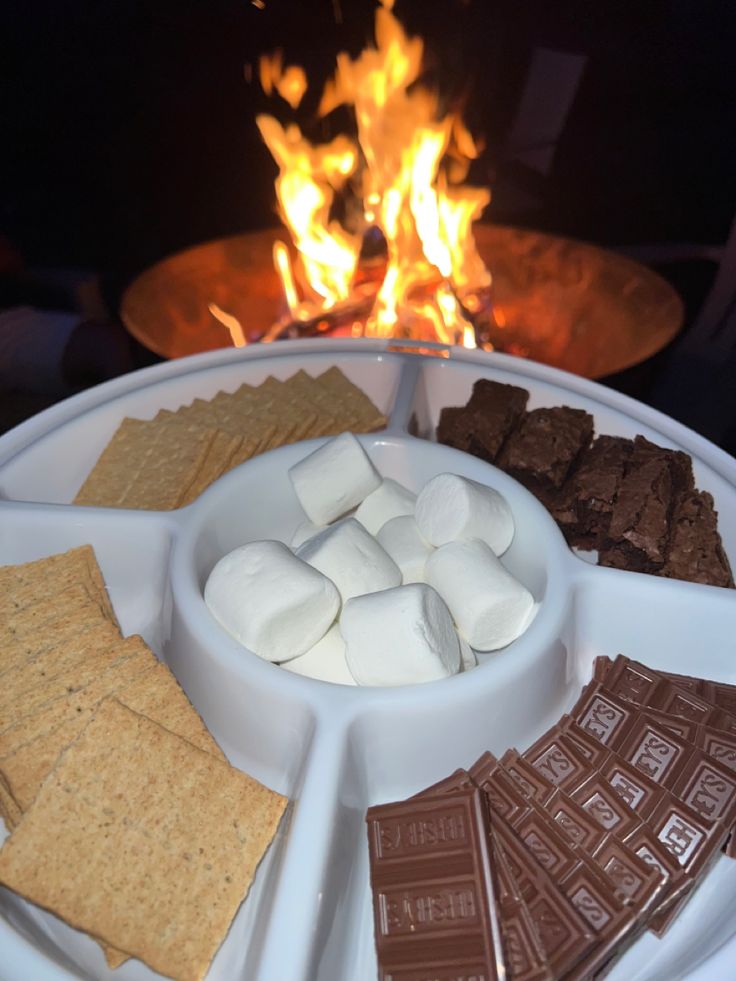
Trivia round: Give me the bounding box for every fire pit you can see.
[121,1,682,376]
[121,224,682,378]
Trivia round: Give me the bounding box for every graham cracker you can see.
[0,781,21,831]
[0,619,127,731]
[0,546,116,625]
[316,366,387,431]
[0,641,158,793]
[256,377,319,444]
[178,429,245,507]
[0,584,107,645]
[283,370,344,436]
[0,699,287,981]
[1,653,223,815]
[0,603,112,681]
[74,417,217,510]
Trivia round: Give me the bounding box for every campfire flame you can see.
[254,0,491,347]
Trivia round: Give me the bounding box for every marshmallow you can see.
[340,583,461,686]
[290,519,325,549]
[204,540,339,662]
[289,432,381,525]
[376,515,433,584]
[354,478,416,535]
[415,473,514,555]
[459,637,477,672]
[425,539,535,651]
[297,518,401,605]
[281,624,357,685]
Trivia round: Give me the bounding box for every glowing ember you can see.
[256,0,492,348]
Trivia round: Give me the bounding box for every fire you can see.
[255,0,492,347]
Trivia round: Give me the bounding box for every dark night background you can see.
[1,0,735,443]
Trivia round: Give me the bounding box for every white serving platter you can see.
[0,337,735,981]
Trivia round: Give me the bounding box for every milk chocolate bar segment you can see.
[520,728,596,794]
[420,756,553,981]
[491,820,596,977]
[569,681,639,748]
[591,834,666,914]
[601,655,736,731]
[366,788,506,980]
[557,716,610,768]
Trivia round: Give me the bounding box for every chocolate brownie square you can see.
[498,406,594,493]
[436,405,479,454]
[661,490,734,588]
[628,435,694,496]
[599,438,681,572]
[561,435,634,549]
[436,379,528,462]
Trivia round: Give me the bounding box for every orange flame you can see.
[257,0,491,347]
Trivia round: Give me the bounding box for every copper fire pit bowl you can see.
[120,224,683,379]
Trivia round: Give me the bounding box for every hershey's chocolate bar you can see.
[366,788,506,981]
[597,655,736,732]
[492,820,597,977]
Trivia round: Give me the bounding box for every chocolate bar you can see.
[658,669,736,717]
[491,820,597,977]
[599,655,736,731]
[490,747,669,925]
[415,761,553,980]
[483,763,648,979]
[520,728,600,793]
[490,832,553,981]
[366,788,506,981]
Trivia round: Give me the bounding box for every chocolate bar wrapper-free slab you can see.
[366,787,507,981]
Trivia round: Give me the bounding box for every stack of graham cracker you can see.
[0,546,287,980]
[74,366,388,510]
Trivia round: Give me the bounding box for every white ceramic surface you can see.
[1,338,735,981]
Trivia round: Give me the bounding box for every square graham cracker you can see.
[0,699,287,981]
[0,546,116,625]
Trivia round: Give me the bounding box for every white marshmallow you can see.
[415,473,514,555]
[281,624,357,685]
[290,519,325,549]
[354,478,416,535]
[289,432,381,525]
[376,515,433,584]
[425,539,535,651]
[204,540,339,663]
[297,518,401,605]
[340,583,461,686]
[459,637,477,672]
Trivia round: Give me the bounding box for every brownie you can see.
[436,405,479,454]
[628,435,694,496]
[498,405,594,492]
[600,439,678,572]
[533,481,579,543]
[436,379,528,462]
[559,435,634,549]
[661,490,735,588]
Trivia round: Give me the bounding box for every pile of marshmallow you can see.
[204,433,536,686]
